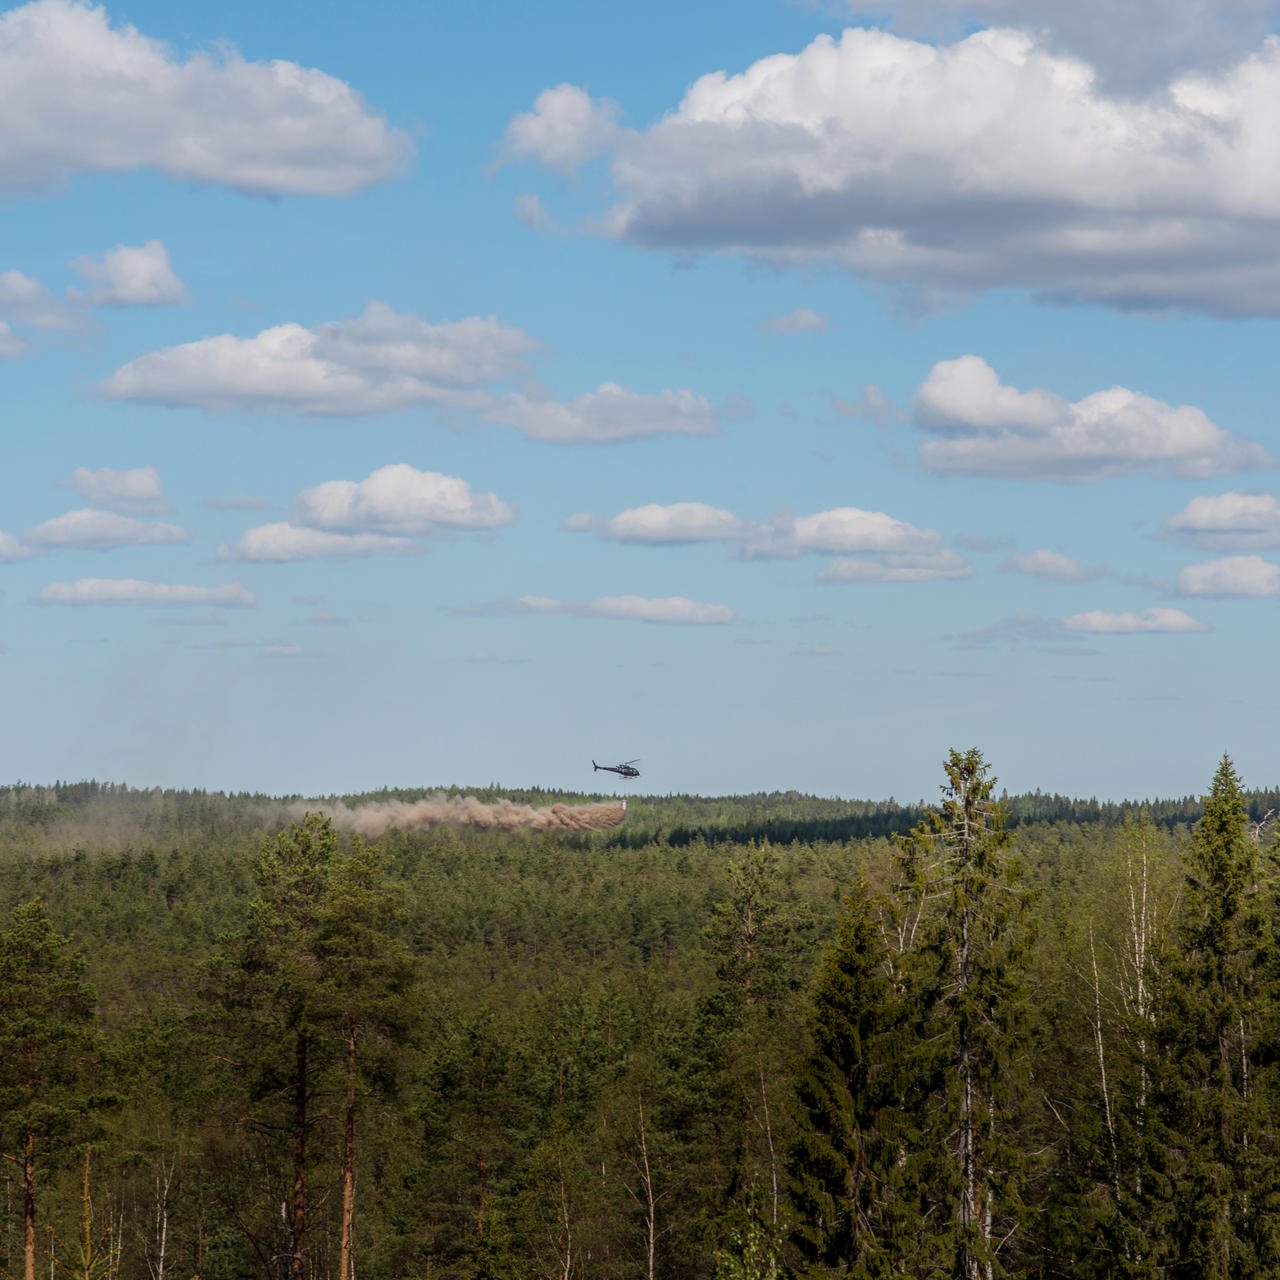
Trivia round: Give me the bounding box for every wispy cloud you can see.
[65,465,167,514]
[763,308,828,334]
[817,549,973,583]
[197,637,307,658]
[1063,607,1209,634]
[465,593,734,625]
[204,493,272,512]
[833,384,895,426]
[1003,549,1103,582]
[39,578,255,608]
[25,509,189,551]
[485,384,718,444]
[217,524,420,563]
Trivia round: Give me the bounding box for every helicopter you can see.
[593,759,640,778]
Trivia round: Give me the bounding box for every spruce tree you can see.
[788,883,900,1279]
[894,748,1035,1280]
[1146,755,1280,1278]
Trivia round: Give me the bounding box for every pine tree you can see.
[1146,755,1280,1278]
[0,901,101,1280]
[207,814,417,1280]
[314,833,416,1280]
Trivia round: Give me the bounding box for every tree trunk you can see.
[339,1025,357,1280]
[22,1132,34,1280]
[290,1033,308,1280]
[637,1097,657,1280]
[958,900,981,1280]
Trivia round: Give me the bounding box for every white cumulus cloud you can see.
[71,240,187,306]
[791,508,940,555]
[516,26,1280,314]
[858,0,1280,90]
[101,302,538,415]
[219,464,514,562]
[292,463,514,534]
[39,578,255,607]
[1163,490,1280,550]
[1176,554,1280,597]
[0,0,410,198]
[913,355,1268,479]
[498,84,622,173]
[565,500,959,585]
[1063,607,1209,633]
[24,509,189,550]
[101,305,722,441]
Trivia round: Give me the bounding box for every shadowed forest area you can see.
[1,753,1278,1279]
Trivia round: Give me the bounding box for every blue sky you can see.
[4,0,1280,802]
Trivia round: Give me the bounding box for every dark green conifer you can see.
[894,747,1035,1280]
[0,901,102,1280]
[1147,755,1280,1278]
[207,814,417,1280]
[788,883,900,1278]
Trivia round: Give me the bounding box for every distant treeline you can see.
[5,777,1278,849]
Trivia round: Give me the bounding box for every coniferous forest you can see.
[2,751,1279,1280]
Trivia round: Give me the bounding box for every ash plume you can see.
[294,795,627,836]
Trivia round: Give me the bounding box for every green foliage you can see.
[713,1211,781,1280]
[0,900,102,1159]
[888,748,1036,1278]
[788,885,900,1278]
[1145,756,1280,1278]
[5,766,1280,1277]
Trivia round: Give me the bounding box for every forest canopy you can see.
[0,755,1276,1279]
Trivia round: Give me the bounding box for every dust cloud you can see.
[292,795,627,836]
